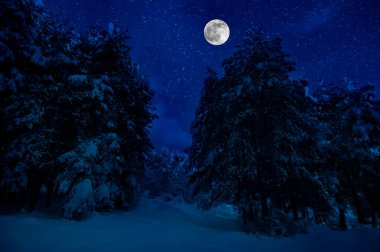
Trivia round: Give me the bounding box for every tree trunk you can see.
[241,202,254,232]
[301,208,307,219]
[291,194,299,221]
[353,193,366,224]
[16,188,26,209]
[27,170,42,212]
[261,192,269,218]
[371,209,378,228]
[28,183,42,212]
[242,207,248,231]
[46,181,53,207]
[53,181,60,199]
[7,191,14,208]
[339,208,348,230]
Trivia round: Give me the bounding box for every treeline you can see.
[0,0,155,219]
[190,29,380,235]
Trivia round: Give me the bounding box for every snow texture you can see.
[32,0,44,7]
[0,198,379,252]
[63,179,94,220]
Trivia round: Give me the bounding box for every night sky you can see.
[43,0,380,150]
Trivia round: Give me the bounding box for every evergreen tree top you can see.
[221,29,295,84]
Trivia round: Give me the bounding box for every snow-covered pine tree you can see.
[53,25,156,219]
[0,0,77,210]
[190,29,329,235]
[189,68,228,206]
[313,80,380,229]
[0,0,156,219]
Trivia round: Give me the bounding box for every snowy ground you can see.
[0,198,379,252]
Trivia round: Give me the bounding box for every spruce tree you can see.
[0,0,156,219]
[190,29,327,235]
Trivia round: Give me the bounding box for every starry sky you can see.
[44,0,380,150]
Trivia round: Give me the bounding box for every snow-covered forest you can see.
[0,1,379,251]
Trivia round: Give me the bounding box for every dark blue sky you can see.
[43,0,380,150]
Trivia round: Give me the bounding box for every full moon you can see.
[204,19,230,46]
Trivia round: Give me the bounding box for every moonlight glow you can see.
[204,19,230,46]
